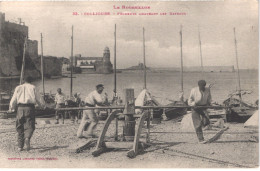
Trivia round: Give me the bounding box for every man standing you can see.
[54,88,67,124]
[188,80,212,143]
[69,93,81,124]
[9,76,45,151]
[77,84,108,138]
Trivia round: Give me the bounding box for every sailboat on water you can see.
[35,33,56,117]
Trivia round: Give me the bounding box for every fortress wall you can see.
[95,62,113,74]
[4,22,28,37]
[34,56,63,77]
[27,40,38,59]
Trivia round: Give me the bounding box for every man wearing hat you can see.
[77,84,108,138]
[9,76,45,151]
[188,80,212,143]
[54,88,67,124]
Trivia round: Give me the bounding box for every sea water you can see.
[32,70,258,105]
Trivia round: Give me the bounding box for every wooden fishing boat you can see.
[160,25,187,121]
[164,100,187,120]
[222,28,258,122]
[223,92,257,122]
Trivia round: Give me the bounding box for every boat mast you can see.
[70,25,74,98]
[114,24,117,98]
[180,25,184,101]
[198,26,204,74]
[40,33,45,96]
[143,27,147,89]
[233,27,242,104]
[20,36,27,85]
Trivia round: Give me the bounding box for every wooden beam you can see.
[40,33,45,96]
[127,112,148,158]
[70,25,74,98]
[95,110,117,149]
[123,89,135,115]
[68,139,96,153]
[143,27,147,89]
[92,147,108,157]
[55,105,231,111]
[123,89,135,140]
[205,126,229,144]
[20,36,27,85]
[104,141,133,149]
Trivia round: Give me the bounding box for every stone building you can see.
[0,12,62,79]
[0,12,40,78]
[74,47,113,74]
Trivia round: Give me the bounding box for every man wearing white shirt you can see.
[54,88,67,124]
[188,80,212,143]
[9,76,45,151]
[77,84,108,138]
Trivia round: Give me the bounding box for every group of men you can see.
[9,75,211,151]
[9,76,108,151]
[54,84,108,138]
[54,88,81,124]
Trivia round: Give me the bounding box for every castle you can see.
[74,47,113,74]
[0,12,40,78]
[0,12,62,79]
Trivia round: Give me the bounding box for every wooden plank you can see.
[127,142,148,158]
[104,141,133,149]
[114,118,118,141]
[68,139,96,153]
[127,112,148,158]
[205,126,229,143]
[95,111,117,149]
[92,147,107,157]
[55,105,231,111]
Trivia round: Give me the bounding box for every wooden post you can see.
[114,24,117,98]
[70,25,74,98]
[233,27,242,105]
[179,25,184,101]
[123,89,135,141]
[20,36,27,85]
[143,27,147,89]
[114,117,118,141]
[40,33,45,96]
[198,26,204,75]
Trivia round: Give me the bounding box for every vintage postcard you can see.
[0,0,258,168]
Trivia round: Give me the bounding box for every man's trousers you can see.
[191,108,210,141]
[16,105,35,148]
[77,109,98,137]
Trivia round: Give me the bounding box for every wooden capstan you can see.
[92,88,150,158]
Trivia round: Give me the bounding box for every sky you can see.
[0,0,258,69]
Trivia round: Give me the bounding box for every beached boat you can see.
[161,25,187,121]
[222,28,258,122]
[223,91,258,122]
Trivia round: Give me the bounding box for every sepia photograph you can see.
[0,0,258,168]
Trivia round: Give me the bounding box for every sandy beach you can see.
[0,117,258,168]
